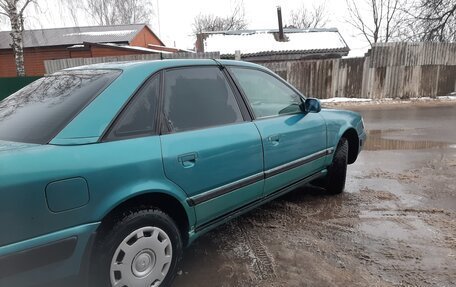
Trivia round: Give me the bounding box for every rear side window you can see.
[163,67,243,133]
[104,74,160,141]
[0,70,120,144]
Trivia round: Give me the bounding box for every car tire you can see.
[90,208,183,287]
[322,138,348,194]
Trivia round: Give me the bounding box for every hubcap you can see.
[110,226,173,287]
[132,250,155,277]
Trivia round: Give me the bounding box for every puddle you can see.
[364,129,451,151]
[359,218,428,242]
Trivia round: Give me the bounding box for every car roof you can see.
[64,59,265,73]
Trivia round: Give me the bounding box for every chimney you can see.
[196,33,205,53]
[277,6,284,41]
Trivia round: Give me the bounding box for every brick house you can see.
[0,24,168,77]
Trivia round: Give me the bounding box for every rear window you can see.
[0,70,120,144]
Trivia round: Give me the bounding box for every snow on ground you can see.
[438,95,456,101]
[320,97,372,103]
[320,95,456,106]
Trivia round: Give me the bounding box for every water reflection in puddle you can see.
[364,129,452,151]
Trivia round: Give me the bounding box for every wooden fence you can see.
[42,43,456,99]
[262,42,456,99]
[44,52,220,74]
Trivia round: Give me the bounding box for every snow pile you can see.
[320,97,372,103]
[408,96,456,101]
[438,95,456,101]
[320,95,456,106]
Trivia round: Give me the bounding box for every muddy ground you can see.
[174,103,456,287]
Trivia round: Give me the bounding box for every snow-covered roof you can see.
[202,28,349,57]
[79,42,172,54]
[148,44,195,53]
[92,43,173,54]
[63,30,137,37]
[0,24,163,49]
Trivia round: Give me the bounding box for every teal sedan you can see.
[0,59,365,287]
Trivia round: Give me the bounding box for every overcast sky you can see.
[1,0,372,57]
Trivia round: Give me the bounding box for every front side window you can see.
[0,69,120,144]
[229,67,303,119]
[163,67,243,133]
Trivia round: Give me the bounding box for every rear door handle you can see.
[267,134,281,146]
[178,153,198,168]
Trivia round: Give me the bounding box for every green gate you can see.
[0,77,41,101]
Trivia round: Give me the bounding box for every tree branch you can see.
[19,0,34,15]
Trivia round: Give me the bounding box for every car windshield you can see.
[0,69,121,144]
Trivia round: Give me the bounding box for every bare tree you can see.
[86,0,116,26]
[0,0,35,76]
[192,1,247,34]
[288,3,329,29]
[59,0,80,26]
[116,0,153,25]
[64,0,153,26]
[345,0,407,46]
[414,0,456,41]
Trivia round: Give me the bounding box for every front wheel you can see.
[321,138,349,194]
[90,208,183,287]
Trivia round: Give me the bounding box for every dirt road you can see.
[174,103,456,287]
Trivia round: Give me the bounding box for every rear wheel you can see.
[91,208,182,287]
[318,138,349,194]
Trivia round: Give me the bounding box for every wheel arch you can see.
[341,128,359,164]
[95,190,193,247]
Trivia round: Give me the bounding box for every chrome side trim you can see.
[194,169,326,233]
[187,148,333,206]
[187,172,264,206]
[264,148,333,179]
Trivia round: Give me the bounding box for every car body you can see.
[0,59,366,287]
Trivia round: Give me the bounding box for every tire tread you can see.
[324,138,349,194]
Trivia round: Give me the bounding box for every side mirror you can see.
[302,98,321,113]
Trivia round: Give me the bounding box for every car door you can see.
[159,66,264,226]
[228,67,327,196]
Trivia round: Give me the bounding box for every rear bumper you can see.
[0,222,99,287]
